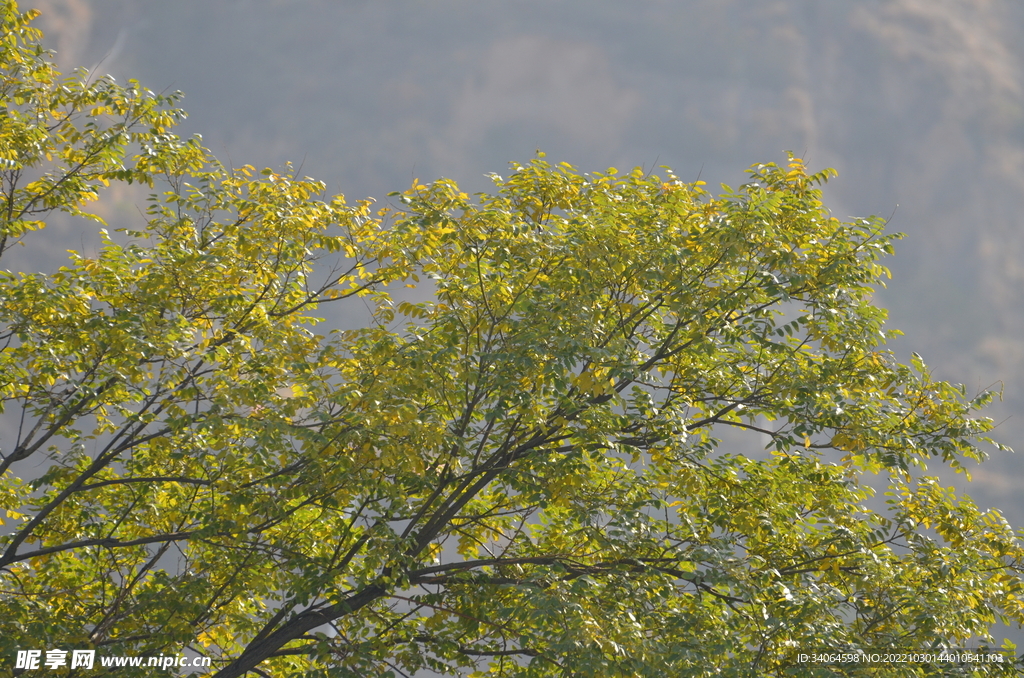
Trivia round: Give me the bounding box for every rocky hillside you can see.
[27,0,1024,523]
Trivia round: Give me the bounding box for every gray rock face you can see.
[28,0,1024,631]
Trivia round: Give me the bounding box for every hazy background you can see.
[20,0,1024,645]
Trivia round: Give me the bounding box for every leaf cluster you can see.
[1,5,1021,677]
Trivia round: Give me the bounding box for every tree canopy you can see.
[1,3,1022,676]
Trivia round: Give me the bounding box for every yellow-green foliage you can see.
[1,3,1021,676]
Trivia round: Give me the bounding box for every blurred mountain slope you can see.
[26,0,1024,520]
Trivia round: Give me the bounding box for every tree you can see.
[1,3,1022,676]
